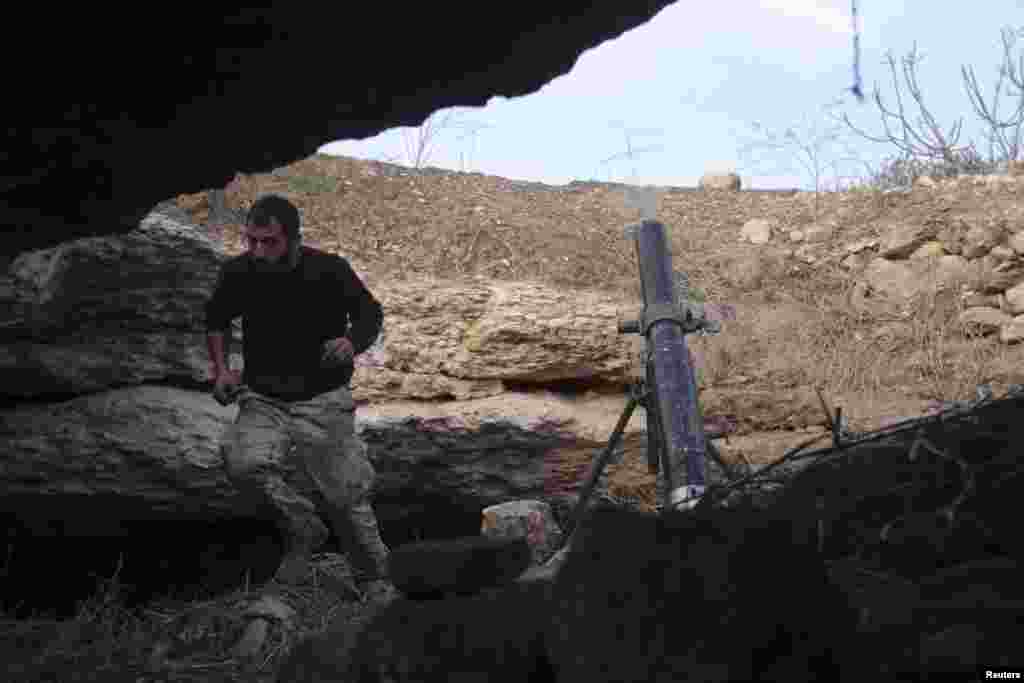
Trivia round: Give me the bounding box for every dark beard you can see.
[251,258,292,274]
[250,245,300,274]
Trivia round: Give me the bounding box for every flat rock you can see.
[699,172,741,191]
[739,219,772,244]
[879,221,935,259]
[481,499,564,566]
[958,307,1012,335]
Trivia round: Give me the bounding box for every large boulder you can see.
[3,3,676,260]
[0,212,233,398]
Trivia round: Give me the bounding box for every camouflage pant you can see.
[220,385,390,582]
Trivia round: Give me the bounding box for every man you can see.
[204,193,396,604]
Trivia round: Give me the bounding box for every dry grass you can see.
[773,261,1023,429]
[0,553,372,682]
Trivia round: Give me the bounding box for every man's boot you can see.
[325,500,397,605]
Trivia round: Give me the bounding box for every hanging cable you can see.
[850,0,864,101]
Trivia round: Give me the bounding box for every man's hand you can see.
[322,337,355,366]
[213,369,243,406]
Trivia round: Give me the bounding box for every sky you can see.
[319,1,1023,191]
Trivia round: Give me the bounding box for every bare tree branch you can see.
[455,120,494,172]
[737,101,863,211]
[962,26,1024,163]
[598,122,665,182]
[834,33,1023,188]
[838,46,972,165]
[402,109,463,170]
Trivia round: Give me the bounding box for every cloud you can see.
[758,0,854,35]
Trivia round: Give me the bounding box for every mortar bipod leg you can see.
[560,391,642,544]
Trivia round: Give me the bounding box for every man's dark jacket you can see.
[205,246,383,401]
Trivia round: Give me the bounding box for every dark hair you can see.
[247,194,301,243]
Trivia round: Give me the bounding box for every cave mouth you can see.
[0,492,488,619]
